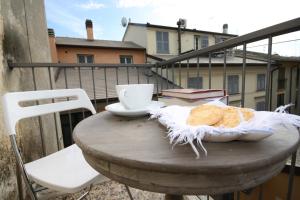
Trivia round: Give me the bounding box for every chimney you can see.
[85,19,94,40]
[48,28,55,37]
[223,24,228,34]
[48,28,58,63]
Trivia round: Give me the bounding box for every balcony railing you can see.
[8,17,300,200]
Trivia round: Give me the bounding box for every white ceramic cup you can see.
[116,84,154,110]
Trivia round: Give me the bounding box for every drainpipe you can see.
[177,20,182,55]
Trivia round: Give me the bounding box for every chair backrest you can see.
[2,88,96,135]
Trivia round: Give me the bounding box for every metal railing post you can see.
[287,151,297,200]
[63,68,74,141]
[104,67,108,105]
[208,53,212,89]
[241,43,247,108]
[265,37,272,111]
[32,67,46,156]
[223,50,227,90]
[91,66,97,109]
[48,67,60,150]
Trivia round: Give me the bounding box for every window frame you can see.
[120,55,133,64]
[187,77,203,89]
[277,93,285,107]
[156,31,169,54]
[227,75,239,95]
[256,101,266,111]
[194,35,209,50]
[77,54,94,64]
[257,74,266,91]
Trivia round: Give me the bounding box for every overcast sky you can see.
[45,0,300,56]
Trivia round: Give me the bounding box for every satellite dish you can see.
[121,17,128,27]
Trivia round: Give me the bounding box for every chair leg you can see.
[124,185,134,200]
[16,164,24,200]
[77,184,93,200]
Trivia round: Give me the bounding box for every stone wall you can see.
[0,0,61,199]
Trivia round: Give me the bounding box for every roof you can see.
[147,54,268,65]
[55,67,179,100]
[234,50,300,63]
[127,22,238,37]
[55,37,145,50]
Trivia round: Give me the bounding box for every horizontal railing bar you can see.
[8,62,154,68]
[166,63,269,67]
[8,62,270,69]
[159,17,300,65]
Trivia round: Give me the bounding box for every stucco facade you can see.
[122,25,147,48]
[159,65,267,109]
[123,23,272,109]
[146,27,219,56]
[123,22,236,56]
[49,21,146,64]
[55,46,146,64]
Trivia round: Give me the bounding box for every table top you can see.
[73,111,300,195]
[74,111,299,173]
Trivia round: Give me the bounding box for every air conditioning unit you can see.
[179,18,187,28]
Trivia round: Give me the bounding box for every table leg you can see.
[165,194,184,200]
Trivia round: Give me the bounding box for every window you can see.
[156,31,169,54]
[77,54,94,63]
[257,74,266,91]
[278,67,285,90]
[194,35,209,50]
[228,75,239,95]
[215,36,226,44]
[187,77,203,89]
[277,93,285,107]
[120,55,133,64]
[256,101,266,111]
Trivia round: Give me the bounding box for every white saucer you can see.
[105,101,165,117]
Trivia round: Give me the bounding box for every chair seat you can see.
[25,144,100,193]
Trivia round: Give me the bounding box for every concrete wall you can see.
[0,0,60,199]
[56,46,146,64]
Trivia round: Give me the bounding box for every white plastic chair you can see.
[2,89,105,199]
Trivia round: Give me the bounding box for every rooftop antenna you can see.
[121,17,128,27]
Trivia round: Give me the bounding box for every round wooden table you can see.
[74,111,300,200]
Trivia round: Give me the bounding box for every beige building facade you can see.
[123,22,271,109]
[123,22,236,57]
[158,62,268,109]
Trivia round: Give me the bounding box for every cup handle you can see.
[118,89,130,109]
